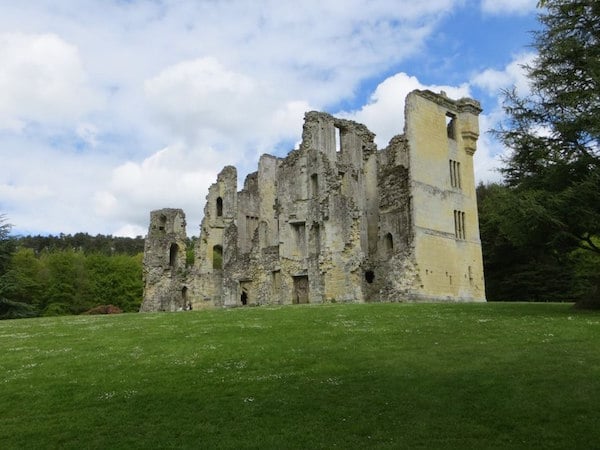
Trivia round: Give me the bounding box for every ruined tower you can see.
[140,208,189,311]
[140,90,486,311]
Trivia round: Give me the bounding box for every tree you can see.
[495,0,600,306]
[0,214,15,276]
[477,183,578,302]
[0,216,38,319]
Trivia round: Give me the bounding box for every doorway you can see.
[292,276,309,304]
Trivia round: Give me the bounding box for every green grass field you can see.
[1,302,599,449]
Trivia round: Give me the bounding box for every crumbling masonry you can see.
[140,90,486,311]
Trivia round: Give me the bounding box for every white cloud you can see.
[0,140,114,236]
[471,52,535,96]
[94,142,240,236]
[144,58,255,140]
[144,56,313,159]
[339,72,507,184]
[469,52,539,184]
[0,33,101,130]
[0,0,535,236]
[473,112,507,184]
[340,73,470,148]
[481,0,537,15]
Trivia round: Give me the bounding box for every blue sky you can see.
[0,0,540,237]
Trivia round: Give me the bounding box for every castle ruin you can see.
[140,90,486,311]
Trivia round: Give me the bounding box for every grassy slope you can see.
[1,302,599,449]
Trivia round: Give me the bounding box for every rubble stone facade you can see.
[140,90,486,311]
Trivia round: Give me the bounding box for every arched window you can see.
[216,197,223,217]
[385,233,394,257]
[181,287,190,310]
[169,243,179,268]
[212,245,223,269]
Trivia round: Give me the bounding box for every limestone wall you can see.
[140,208,188,311]
[140,89,487,311]
[404,91,486,301]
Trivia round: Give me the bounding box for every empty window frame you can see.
[158,214,167,231]
[216,197,223,217]
[335,125,342,153]
[453,210,466,240]
[212,245,223,269]
[245,216,259,247]
[446,113,456,140]
[449,160,462,189]
[169,243,179,268]
[384,232,394,257]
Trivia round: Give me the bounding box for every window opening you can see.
[159,214,167,231]
[335,126,342,153]
[182,287,191,310]
[365,270,375,284]
[385,233,394,257]
[212,245,223,269]
[449,160,461,189]
[245,216,259,247]
[446,113,456,140]
[454,210,466,240]
[169,243,179,268]
[216,197,223,217]
[292,275,309,304]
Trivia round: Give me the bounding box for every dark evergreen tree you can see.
[494,0,600,306]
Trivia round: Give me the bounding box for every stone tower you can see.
[404,91,485,301]
[140,90,486,311]
[140,208,189,311]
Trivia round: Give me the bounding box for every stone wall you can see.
[140,89,486,311]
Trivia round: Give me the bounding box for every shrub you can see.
[82,304,123,315]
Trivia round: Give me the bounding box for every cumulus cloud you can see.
[0,139,114,235]
[0,33,101,131]
[339,71,507,184]
[469,52,539,184]
[144,58,256,140]
[340,73,470,148]
[144,56,313,161]
[481,0,537,15]
[0,0,535,236]
[94,142,241,236]
[471,52,535,96]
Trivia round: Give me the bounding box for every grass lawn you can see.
[1,302,599,449]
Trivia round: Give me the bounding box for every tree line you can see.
[1,0,598,316]
[0,227,144,319]
[480,0,600,308]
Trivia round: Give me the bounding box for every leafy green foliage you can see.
[493,0,600,306]
[0,297,37,319]
[1,303,600,448]
[0,214,15,277]
[0,247,143,319]
[477,183,576,301]
[15,232,145,255]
